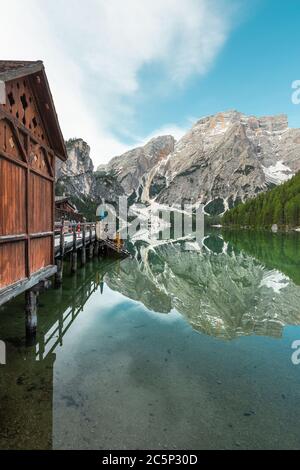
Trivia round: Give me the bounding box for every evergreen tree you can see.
[223,172,300,229]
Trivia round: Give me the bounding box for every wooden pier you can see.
[54,221,130,266]
[1,218,130,338]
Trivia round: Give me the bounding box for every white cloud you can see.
[139,124,188,145]
[0,0,233,165]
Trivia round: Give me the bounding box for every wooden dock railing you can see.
[54,221,97,258]
[53,220,130,287]
[0,218,131,341]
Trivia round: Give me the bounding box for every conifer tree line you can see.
[223,172,300,228]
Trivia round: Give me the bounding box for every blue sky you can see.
[0,0,299,165]
[122,0,300,140]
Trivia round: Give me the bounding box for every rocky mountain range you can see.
[104,135,175,200]
[56,111,300,216]
[149,111,300,213]
[56,138,124,208]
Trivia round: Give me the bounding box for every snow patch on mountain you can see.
[262,161,294,185]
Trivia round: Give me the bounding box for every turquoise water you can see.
[1,232,300,449]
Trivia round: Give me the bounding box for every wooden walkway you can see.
[54,221,131,260]
[0,221,130,341]
[54,221,97,258]
[53,220,131,291]
[101,238,132,258]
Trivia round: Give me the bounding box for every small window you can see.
[20,94,28,110]
[8,92,15,107]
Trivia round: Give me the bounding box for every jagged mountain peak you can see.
[59,138,94,177]
[56,111,300,216]
[106,134,175,166]
[56,138,125,214]
[146,111,299,212]
[103,134,176,198]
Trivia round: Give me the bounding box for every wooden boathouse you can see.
[0,60,130,338]
[0,60,67,307]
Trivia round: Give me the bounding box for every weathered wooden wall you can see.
[0,75,55,290]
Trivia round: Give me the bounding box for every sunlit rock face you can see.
[146,111,300,213]
[57,112,300,213]
[56,139,94,194]
[102,135,176,202]
[104,237,300,340]
[56,138,124,205]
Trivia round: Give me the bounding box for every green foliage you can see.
[223,172,300,229]
[222,230,300,285]
[94,169,118,181]
[205,214,222,227]
[69,195,98,221]
[55,180,65,197]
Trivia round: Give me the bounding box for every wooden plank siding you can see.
[0,72,57,292]
[29,173,53,234]
[0,241,26,288]
[30,237,52,274]
[0,158,26,236]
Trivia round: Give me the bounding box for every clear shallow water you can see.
[1,231,300,450]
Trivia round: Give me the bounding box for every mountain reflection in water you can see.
[1,230,300,450]
[105,232,300,340]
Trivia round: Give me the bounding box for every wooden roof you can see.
[0,60,67,161]
[55,196,78,212]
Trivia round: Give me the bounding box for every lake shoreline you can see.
[219,224,300,234]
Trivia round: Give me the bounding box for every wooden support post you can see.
[89,242,94,260]
[25,289,38,342]
[71,224,77,273]
[55,258,63,288]
[88,224,93,259]
[55,221,65,287]
[60,219,65,258]
[94,241,99,257]
[73,223,77,251]
[71,252,77,273]
[81,223,86,266]
[81,247,86,265]
[99,242,105,256]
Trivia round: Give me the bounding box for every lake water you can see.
[1,231,300,450]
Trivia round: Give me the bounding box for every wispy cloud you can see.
[138,123,188,147]
[0,0,234,164]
